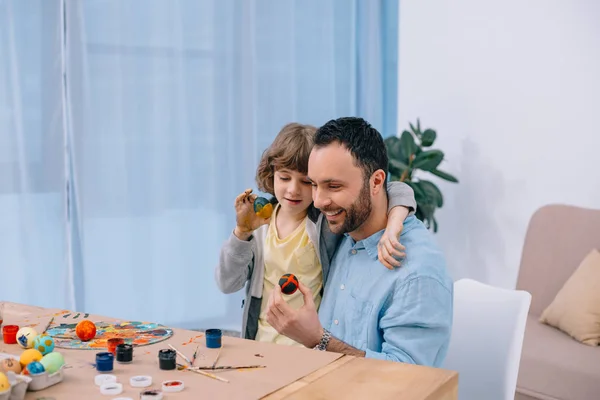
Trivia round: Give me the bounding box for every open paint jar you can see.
[2,325,19,345]
[158,349,176,370]
[205,329,222,349]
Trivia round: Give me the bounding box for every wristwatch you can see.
[313,329,331,351]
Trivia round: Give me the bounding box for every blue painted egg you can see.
[27,361,45,375]
[32,334,55,355]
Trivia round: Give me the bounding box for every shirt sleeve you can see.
[364,276,453,367]
[386,181,417,216]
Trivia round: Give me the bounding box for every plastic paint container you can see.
[205,329,222,349]
[2,325,19,344]
[158,349,176,370]
[107,338,124,355]
[116,343,133,363]
[95,352,114,372]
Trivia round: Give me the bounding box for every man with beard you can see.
[266,117,453,367]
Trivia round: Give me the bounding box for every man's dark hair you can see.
[314,117,388,182]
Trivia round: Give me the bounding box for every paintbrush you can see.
[42,316,55,334]
[187,367,229,383]
[211,345,223,369]
[192,344,200,366]
[168,344,192,366]
[195,365,266,371]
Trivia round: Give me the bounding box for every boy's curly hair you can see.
[256,123,317,195]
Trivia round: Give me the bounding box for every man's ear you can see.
[370,169,387,195]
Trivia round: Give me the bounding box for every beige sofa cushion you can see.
[517,316,600,400]
[539,249,600,346]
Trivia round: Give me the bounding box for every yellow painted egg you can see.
[20,348,43,368]
[16,327,38,349]
[0,371,10,392]
[32,334,55,355]
[0,357,22,374]
[40,352,65,375]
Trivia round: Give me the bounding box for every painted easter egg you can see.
[75,320,97,341]
[279,273,299,295]
[40,352,65,375]
[26,361,45,375]
[20,348,43,367]
[0,357,22,374]
[32,334,55,355]
[0,371,10,392]
[16,327,38,348]
[253,197,273,219]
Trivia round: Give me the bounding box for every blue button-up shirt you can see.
[318,215,453,367]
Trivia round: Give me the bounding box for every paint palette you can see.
[46,321,173,350]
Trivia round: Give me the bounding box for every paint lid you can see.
[100,382,123,395]
[162,379,185,392]
[113,398,134,400]
[130,375,152,387]
[140,389,163,400]
[94,374,117,386]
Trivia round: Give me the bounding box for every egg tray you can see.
[0,353,65,399]
[0,373,31,400]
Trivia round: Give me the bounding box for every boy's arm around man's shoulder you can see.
[386,181,417,216]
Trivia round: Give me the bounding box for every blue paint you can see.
[205,329,222,349]
[95,352,114,372]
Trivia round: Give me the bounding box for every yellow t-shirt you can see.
[255,206,323,346]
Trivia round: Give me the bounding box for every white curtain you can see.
[0,0,72,308]
[1,0,398,332]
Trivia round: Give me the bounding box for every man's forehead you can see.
[308,144,359,181]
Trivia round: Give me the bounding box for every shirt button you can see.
[340,284,345,290]
[334,319,339,325]
[350,249,357,255]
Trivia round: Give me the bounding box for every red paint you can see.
[2,325,19,344]
[164,380,182,386]
[107,338,124,355]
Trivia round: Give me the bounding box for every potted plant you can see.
[384,120,458,232]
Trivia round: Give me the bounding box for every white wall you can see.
[398,0,600,289]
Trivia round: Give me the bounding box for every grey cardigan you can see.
[214,181,416,339]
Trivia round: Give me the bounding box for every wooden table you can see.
[267,355,458,400]
[0,302,457,399]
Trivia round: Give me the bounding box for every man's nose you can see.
[312,187,329,209]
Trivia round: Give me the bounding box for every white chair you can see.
[444,278,531,400]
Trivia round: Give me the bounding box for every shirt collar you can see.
[344,229,385,260]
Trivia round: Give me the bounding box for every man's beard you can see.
[326,180,372,234]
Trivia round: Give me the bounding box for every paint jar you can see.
[96,352,114,372]
[116,343,133,363]
[107,338,124,355]
[205,329,222,349]
[158,349,176,370]
[2,325,19,344]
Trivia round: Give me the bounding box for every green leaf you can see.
[405,181,427,201]
[400,131,417,163]
[433,216,438,233]
[430,169,459,183]
[416,180,444,207]
[409,122,417,135]
[421,129,437,147]
[412,150,444,171]
[385,136,408,165]
[388,159,409,178]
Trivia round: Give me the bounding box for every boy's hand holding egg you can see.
[233,189,272,240]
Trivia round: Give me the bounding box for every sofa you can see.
[515,204,600,400]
